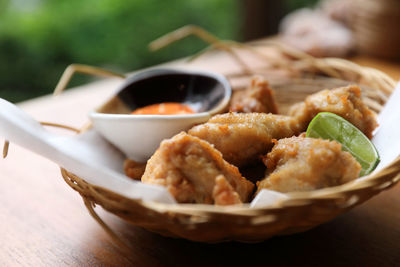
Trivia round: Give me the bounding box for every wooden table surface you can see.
[1,46,400,266]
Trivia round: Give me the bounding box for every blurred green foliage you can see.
[0,0,316,103]
[0,0,239,102]
[286,0,319,10]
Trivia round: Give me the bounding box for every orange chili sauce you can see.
[131,102,195,115]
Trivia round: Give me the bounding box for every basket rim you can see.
[61,153,400,215]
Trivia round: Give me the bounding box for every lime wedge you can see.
[306,112,380,176]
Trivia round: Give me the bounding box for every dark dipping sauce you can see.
[117,73,226,114]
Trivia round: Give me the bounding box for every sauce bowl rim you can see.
[90,67,232,119]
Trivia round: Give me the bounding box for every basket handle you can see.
[53,64,126,96]
[82,197,131,252]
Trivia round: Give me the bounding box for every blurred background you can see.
[2,0,399,103]
[0,0,319,103]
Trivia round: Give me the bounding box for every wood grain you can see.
[1,49,400,266]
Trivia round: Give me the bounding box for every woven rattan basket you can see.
[54,27,400,244]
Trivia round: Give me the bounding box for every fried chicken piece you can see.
[256,136,361,194]
[124,159,146,180]
[141,132,254,205]
[188,113,301,167]
[230,76,278,114]
[213,175,242,205]
[289,85,377,138]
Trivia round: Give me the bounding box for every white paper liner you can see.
[372,82,400,172]
[1,82,399,207]
[0,98,175,203]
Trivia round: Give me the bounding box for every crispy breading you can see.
[256,136,361,194]
[230,76,278,114]
[213,175,242,205]
[124,159,146,180]
[141,132,254,205]
[189,113,301,167]
[289,85,377,138]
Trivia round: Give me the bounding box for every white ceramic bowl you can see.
[89,68,231,162]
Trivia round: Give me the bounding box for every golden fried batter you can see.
[230,76,278,114]
[289,85,377,138]
[188,113,301,167]
[124,159,146,180]
[141,132,254,205]
[256,136,361,194]
[213,175,242,205]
